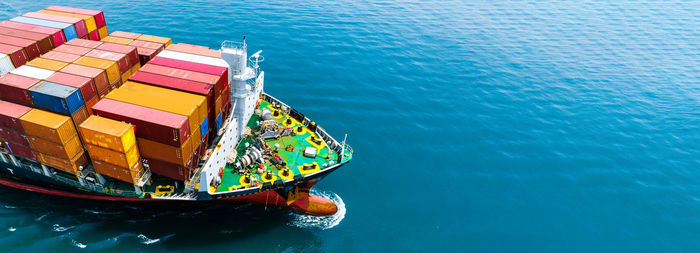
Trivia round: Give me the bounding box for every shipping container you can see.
[0,100,32,133]
[0,26,54,53]
[135,47,157,65]
[137,137,192,166]
[28,81,84,116]
[0,73,39,106]
[20,109,77,144]
[139,63,223,93]
[28,57,69,71]
[53,44,92,55]
[0,20,65,47]
[45,72,97,102]
[6,141,36,160]
[60,64,109,97]
[0,43,28,68]
[148,56,228,85]
[215,95,223,117]
[84,143,139,169]
[84,97,98,115]
[109,31,140,40]
[137,34,172,47]
[74,56,120,84]
[36,150,87,174]
[88,30,99,41]
[79,115,135,152]
[65,38,102,49]
[0,54,13,75]
[40,51,81,63]
[166,43,221,58]
[23,11,88,38]
[157,50,228,68]
[142,156,193,181]
[129,39,164,50]
[27,134,82,159]
[9,16,77,41]
[92,159,142,184]
[45,6,106,28]
[71,106,89,127]
[37,10,96,33]
[11,65,55,80]
[101,36,133,45]
[105,81,205,146]
[0,128,30,147]
[0,34,41,59]
[128,71,215,112]
[97,42,138,69]
[91,99,191,147]
[215,112,223,133]
[97,26,108,39]
[86,49,128,74]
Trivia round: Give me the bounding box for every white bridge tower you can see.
[220,37,264,139]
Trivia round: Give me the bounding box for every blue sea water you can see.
[1,0,700,252]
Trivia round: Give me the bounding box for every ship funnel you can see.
[220,40,248,83]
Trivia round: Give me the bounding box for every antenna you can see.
[249,50,264,69]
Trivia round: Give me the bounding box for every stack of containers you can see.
[0,73,42,106]
[0,20,67,47]
[27,81,88,127]
[103,81,206,181]
[101,31,172,65]
[0,26,55,53]
[0,101,35,161]
[8,16,78,42]
[91,99,193,181]
[79,115,146,185]
[0,33,41,60]
[19,108,87,174]
[0,43,29,69]
[39,6,106,40]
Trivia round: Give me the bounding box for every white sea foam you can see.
[53,224,75,232]
[35,214,47,221]
[138,234,173,245]
[8,226,16,232]
[288,190,346,230]
[71,239,87,249]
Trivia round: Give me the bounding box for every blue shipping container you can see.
[216,112,223,132]
[200,117,209,139]
[29,81,84,115]
[10,16,78,41]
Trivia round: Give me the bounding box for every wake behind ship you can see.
[0,6,352,216]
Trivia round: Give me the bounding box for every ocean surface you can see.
[1,0,699,252]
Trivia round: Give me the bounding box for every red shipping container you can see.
[110,31,141,39]
[40,51,81,63]
[23,12,88,38]
[60,64,109,97]
[135,47,157,65]
[65,38,102,49]
[53,44,91,56]
[148,56,228,87]
[45,72,98,102]
[84,97,98,115]
[0,100,32,132]
[0,34,41,60]
[0,21,65,47]
[0,128,30,147]
[0,43,28,68]
[86,49,129,74]
[141,156,194,181]
[166,43,221,58]
[128,71,215,114]
[97,43,138,69]
[0,27,53,53]
[91,99,191,147]
[88,30,99,41]
[6,141,36,160]
[46,6,106,28]
[200,133,209,155]
[139,64,223,94]
[0,74,40,106]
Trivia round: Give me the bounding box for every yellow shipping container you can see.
[105,81,205,148]
[97,26,109,39]
[129,63,140,75]
[100,36,133,46]
[79,115,135,152]
[20,109,77,145]
[74,56,120,85]
[85,143,139,169]
[27,135,82,160]
[28,58,69,71]
[137,34,172,47]
[38,10,97,32]
[36,150,88,175]
[137,137,193,166]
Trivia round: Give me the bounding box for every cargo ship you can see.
[0,6,352,216]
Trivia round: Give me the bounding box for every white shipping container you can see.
[11,65,55,80]
[157,50,229,68]
[0,54,15,76]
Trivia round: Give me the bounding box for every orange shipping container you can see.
[71,106,89,127]
[137,137,193,166]
[137,34,172,47]
[73,56,120,85]
[19,109,77,144]
[28,57,69,71]
[79,115,135,152]
[215,95,222,116]
[97,26,108,39]
[84,143,139,168]
[92,159,142,184]
[36,150,88,174]
[27,135,82,159]
[101,36,133,45]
